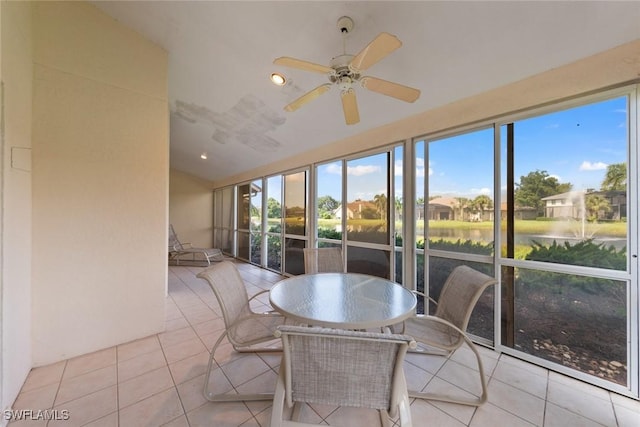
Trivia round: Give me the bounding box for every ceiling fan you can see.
[273,16,421,125]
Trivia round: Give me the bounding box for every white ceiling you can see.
[91,1,640,183]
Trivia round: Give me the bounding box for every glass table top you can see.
[269,273,417,329]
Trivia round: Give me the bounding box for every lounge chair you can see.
[168,224,224,265]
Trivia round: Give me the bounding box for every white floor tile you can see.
[492,357,548,399]
[543,402,605,427]
[10,264,640,427]
[547,379,616,426]
[487,378,545,426]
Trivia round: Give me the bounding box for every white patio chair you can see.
[169,224,224,265]
[196,261,285,401]
[271,325,416,427]
[404,265,497,406]
[303,247,344,273]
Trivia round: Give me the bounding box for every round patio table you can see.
[269,272,416,330]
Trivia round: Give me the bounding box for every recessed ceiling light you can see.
[200,153,207,160]
[270,73,286,86]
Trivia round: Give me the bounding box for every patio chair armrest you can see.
[411,290,438,306]
[248,289,281,314]
[412,314,468,342]
[229,311,284,329]
[248,289,270,301]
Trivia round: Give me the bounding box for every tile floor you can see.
[9,261,640,427]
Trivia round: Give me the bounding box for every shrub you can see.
[525,239,626,271]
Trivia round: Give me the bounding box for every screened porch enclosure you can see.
[213,85,638,398]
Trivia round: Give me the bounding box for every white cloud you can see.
[325,163,342,174]
[415,157,432,178]
[389,157,437,178]
[470,187,492,195]
[346,165,380,176]
[579,161,608,171]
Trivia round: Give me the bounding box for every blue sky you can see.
[315,95,628,202]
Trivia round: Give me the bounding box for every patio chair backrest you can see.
[303,247,344,273]
[276,325,415,412]
[434,265,497,332]
[169,224,179,250]
[196,261,250,330]
[168,224,185,251]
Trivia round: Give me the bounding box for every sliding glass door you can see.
[416,127,496,343]
[499,92,633,389]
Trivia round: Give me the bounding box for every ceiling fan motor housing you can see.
[329,54,360,87]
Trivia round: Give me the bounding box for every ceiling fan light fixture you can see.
[270,72,286,86]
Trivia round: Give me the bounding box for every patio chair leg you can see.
[380,410,392,427]
[408,334,488,406]
[270,369,286,427]
[203,330,275,402]
[397,394,412,427]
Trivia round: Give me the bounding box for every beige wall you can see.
[169,169,214,248]
[1,0,33,413]
[31,2,168,365]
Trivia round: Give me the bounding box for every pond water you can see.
[427,228,627,250]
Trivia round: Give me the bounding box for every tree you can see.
[266,197,281,218]
[453,197,471,221]
[317,195,339,218]
[585,194,611,221]
[395,196,403,220]
[471,195,493,219]
[416,197,425,220]
[373,194,387,219]
[515,170,572,217]
[249,204,260,219]
[601,163,626,191]
[360,207,379,219]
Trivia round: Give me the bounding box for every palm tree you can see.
[373,193,388,220]
[601,163,626,191]
[415,197,425,220]
[453,197,470,221]
[585,194,611,221]
[395,196,403,220]
[472,195,494,220]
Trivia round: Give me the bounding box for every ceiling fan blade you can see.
[349,32,402,72]
[361,76,421,103]
[284,84,332,112]
[341,89,360,125]
[274,57,334,74]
